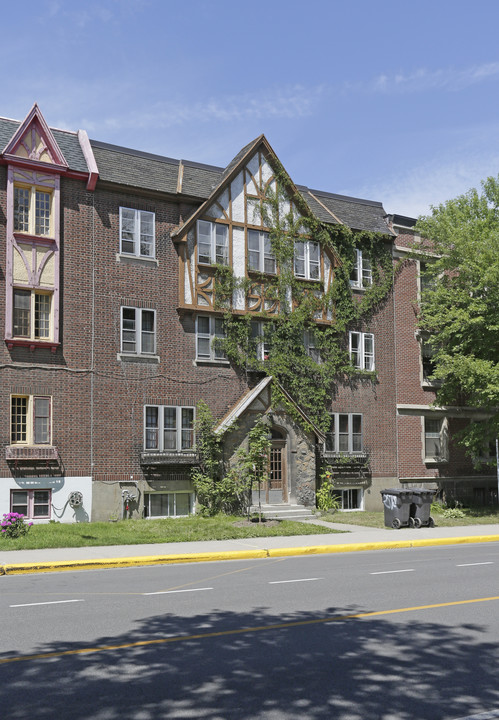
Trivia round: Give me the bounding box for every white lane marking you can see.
[457,562,494,567]
[370,569,415,575]
[269,578,323,585]
[142,587,213,596]
[10,599,84,608]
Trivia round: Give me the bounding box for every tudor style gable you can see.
[2,104,67,351]
[174,136,339,324]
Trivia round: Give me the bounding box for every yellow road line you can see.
[1,595,498,666]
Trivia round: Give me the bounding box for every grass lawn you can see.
[0,515,343,551]
[321,506,499,528]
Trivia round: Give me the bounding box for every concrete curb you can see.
[2,533,499,575]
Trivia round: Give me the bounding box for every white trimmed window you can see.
[294,240,320,280]
[14,185,52,237]
[11,395,51,445]
[424,417,448,462]
[11,489,51,519]
[144,406,195,452]
[197,220,229,265]
[251,320,272,361]
[13,289,52,341]
[349,331,375,370]
[121,307,156,355]
[144,492,194,517]
[350,249,372,289]
[196,316,226,361]
[304,329,321,362]
[119,207,155,258]
[333,488,364,511]
[325,413,363,454]
[248,230,276,274]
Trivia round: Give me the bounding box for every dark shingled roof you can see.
[1,114,395,235]
[308,189,392,235]
[91,141,181,195]
[181,159,223,198]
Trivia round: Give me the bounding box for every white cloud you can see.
[358,151,499,218]
[370,62,499,94]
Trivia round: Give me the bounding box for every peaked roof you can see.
[2,103,68,169]
[215,375,325,441]
[171,134,275,239]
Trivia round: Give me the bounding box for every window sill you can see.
[118,353,160,364]
[197,261,229,270]
[424,457,448,466]
[116,253,158,267]
[13,232,55,245]
[193,359,230,367]
[294,276,323,285]
[350,284,372,292]
[6,338,59,353]
[422,379,442,388]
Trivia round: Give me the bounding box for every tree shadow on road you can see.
[1,601,498,719]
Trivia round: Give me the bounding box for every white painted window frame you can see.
[294,240,320,280]
[349,331,375,371]
[350,249,372,289]
[119,207,155,258]
[121,307,156,356]
[144,491,195,518]
[197,220,229,265]
[196,315,227,361]
[247,230,276,274]
[325,412,363,454]
[144,405,195,452]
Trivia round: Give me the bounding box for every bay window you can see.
[14,186,52,237]
[13,289,52,341]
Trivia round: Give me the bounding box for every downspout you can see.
[90,194,95,478]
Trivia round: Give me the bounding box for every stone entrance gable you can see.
[216,376,324,507]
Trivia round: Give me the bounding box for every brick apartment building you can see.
[0,104,495,523]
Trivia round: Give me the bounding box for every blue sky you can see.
[2,0,499,217]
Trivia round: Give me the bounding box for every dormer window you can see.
[14,186,52,237]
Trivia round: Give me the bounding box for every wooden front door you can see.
[266,439,288,503]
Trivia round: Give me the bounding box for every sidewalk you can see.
[1,519,499,575]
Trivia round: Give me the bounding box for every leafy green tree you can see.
[415,176,499,463]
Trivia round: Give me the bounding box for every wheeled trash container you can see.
[380,489,413,529]
[409,488,436,528]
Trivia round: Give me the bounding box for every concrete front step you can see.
[249,504,315,520]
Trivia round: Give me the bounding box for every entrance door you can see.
[266,437,288,504]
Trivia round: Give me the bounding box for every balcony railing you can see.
[5,446,59,461]
[140,451,198,466]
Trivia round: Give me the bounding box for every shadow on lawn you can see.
[1,603,498,719]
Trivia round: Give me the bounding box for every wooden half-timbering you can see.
[175,141,338,324]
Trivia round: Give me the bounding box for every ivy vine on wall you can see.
[213,165,395,434]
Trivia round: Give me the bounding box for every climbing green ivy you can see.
[213,169,395,433]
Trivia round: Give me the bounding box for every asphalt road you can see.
[1,543,499,719]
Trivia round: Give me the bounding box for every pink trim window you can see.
[11,489,51,519]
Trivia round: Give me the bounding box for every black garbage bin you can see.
[380,489,413,529]
[410,488,436,528]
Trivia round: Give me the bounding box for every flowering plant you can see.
[1,512,33,538]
